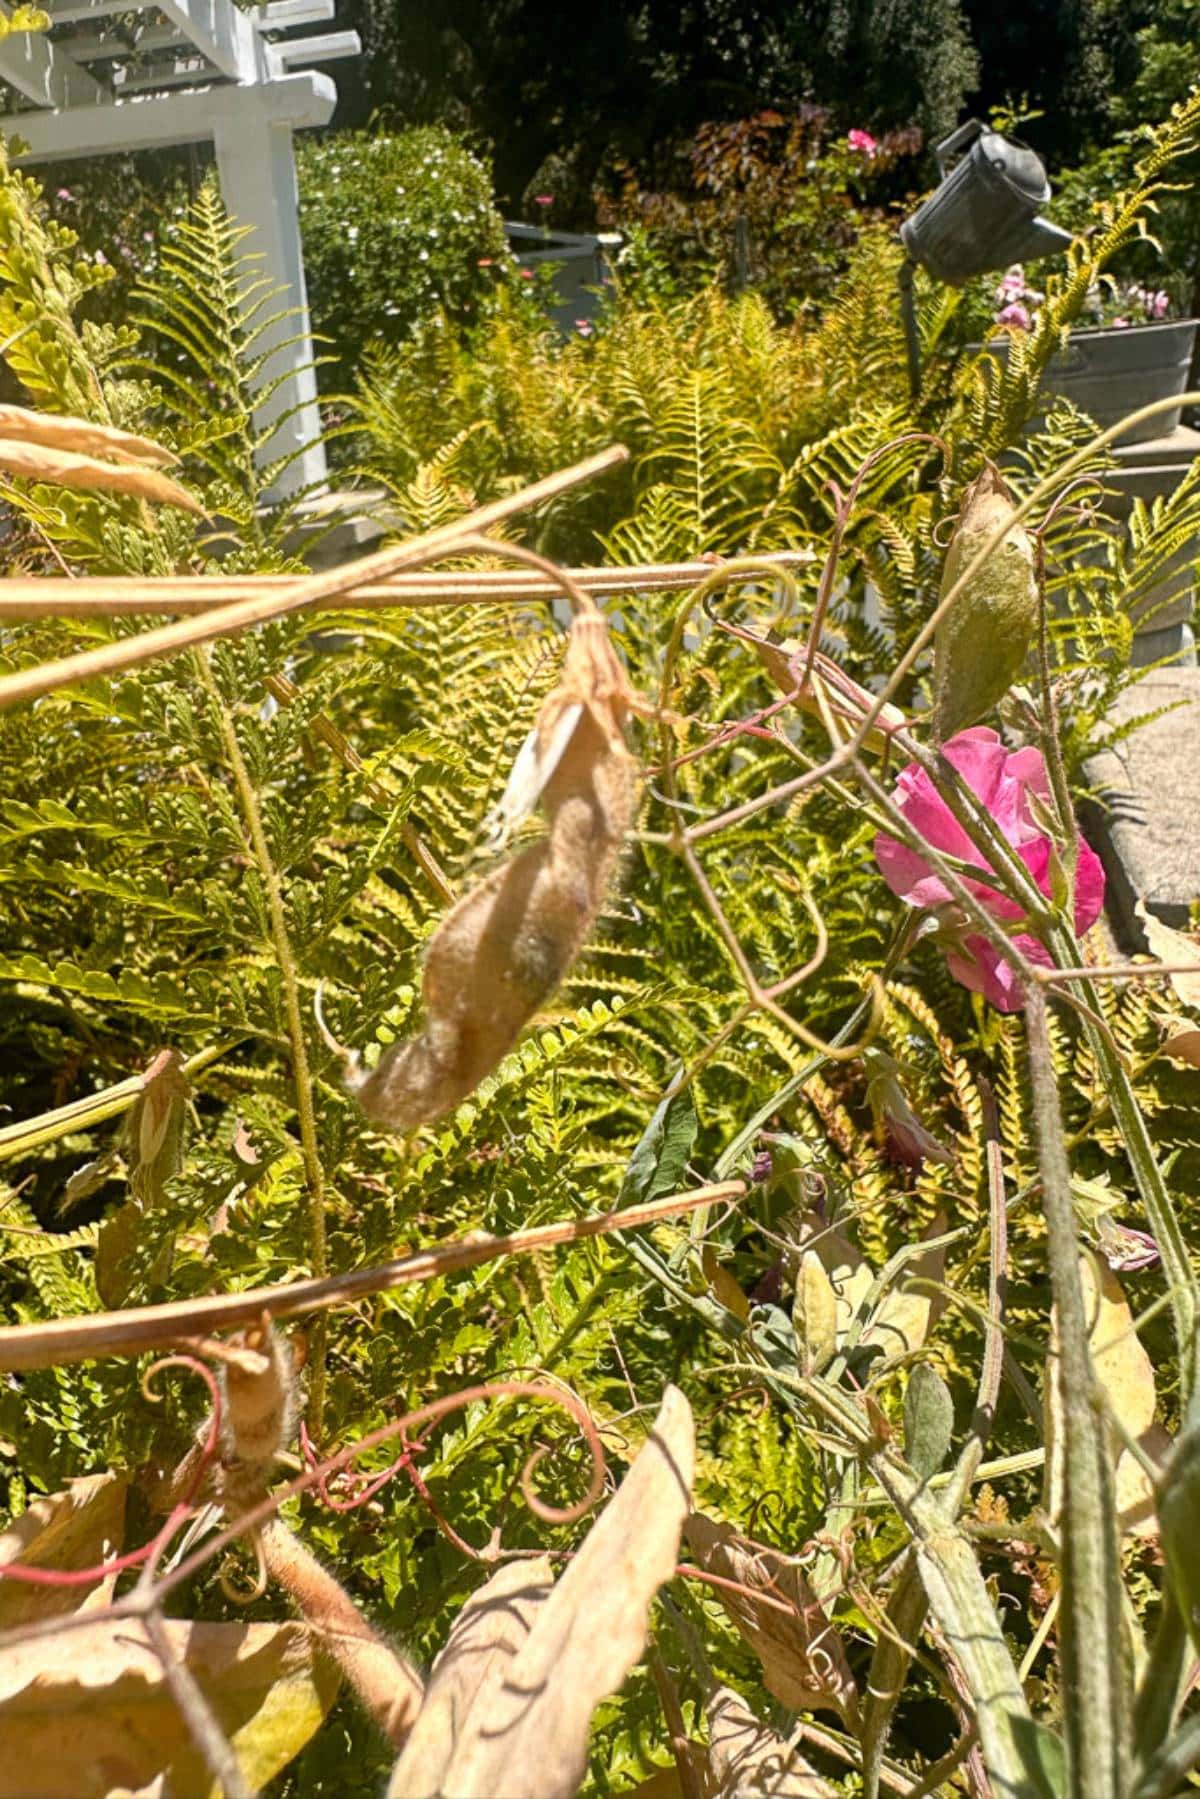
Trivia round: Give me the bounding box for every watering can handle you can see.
[935,118,984,178]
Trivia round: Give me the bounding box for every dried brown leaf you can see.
[1161,1025,1200,1068]
[388,1558,555,1795]
[0,1472,126,1627]
[0,439,203,513]
[0,407,179,467]
[1134,902,1200,1012]
[707,1687,836,1797]
[392,1384,694,1799]
[683,1515,858,1724]
[0,1616,338,1798]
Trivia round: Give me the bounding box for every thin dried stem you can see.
[140,1605,251,1799]
[0,1180,745,1371]
[0,445,630,710]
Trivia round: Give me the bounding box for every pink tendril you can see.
[0,1354,221,1588]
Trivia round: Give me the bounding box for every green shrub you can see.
[295,125,510,383]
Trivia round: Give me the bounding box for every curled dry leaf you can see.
[388,1557,555,1793]
[0,1471,126,1627]
[0,1616,337,1799]
[683,1514,858,1725]
[707,1686,837,1798]
[1134,901,1200,1013]
[389,1383,694,1799]
[0,439,202,514]
[1045,1254,1166,1536]
[0,407,179,468]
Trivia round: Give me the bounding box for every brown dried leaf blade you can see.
[683,1514,858,1724]
[0,440,202,513]
[0,407,179,468]
[388,1557,555,1796]
[393,1383,694,1799]
[0,1472,127,1627]
[707,1686,837,1798]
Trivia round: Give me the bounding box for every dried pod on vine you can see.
[346,606,637,1130]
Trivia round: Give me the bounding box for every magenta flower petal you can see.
[874,727,1106,1012]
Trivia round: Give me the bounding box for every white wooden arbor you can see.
[0,0,361,494]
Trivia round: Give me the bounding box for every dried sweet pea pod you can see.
[345,604,637,1131]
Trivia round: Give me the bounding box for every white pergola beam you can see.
[149,0,259,81]
[270,28,359,68]
[67,24,189,60]
[49,0,155,24]
[255,0,335,26]
[0,3,106,105]
[9,66,334,158]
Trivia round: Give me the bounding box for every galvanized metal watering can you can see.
[900,119,1073,285]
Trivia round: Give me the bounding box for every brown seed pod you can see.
[347,607,636,1132]
[221,1314,297,1472]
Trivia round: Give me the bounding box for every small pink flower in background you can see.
[1112,316,1130,328]
[997,265,1027,302]
[56,187,74,202]
[519,268,534,280]
[847,128,878,155]
[1150,289,1170,318]
[476,256,495,267]
[995,302,1032,331]
[533,193,554,207]
[874,727,1106,1012]
[575,318,593,336]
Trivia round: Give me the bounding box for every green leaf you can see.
[904,1363,955,1483]
[618,1084,697,1207]
[1158,1422,1200,1654]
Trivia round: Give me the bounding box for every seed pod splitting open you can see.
[347,605,637,1131]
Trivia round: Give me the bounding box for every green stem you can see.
[1026,985,1128,1798]
[197,650,329,1433]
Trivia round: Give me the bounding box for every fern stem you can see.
[1026,984,1128,1798]
[195,649,330,1434]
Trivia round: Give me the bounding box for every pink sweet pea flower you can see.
[874,727,1105,1012]
[847,128,878,155]
[995,302,1032,330]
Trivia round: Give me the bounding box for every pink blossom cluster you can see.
[847,128,878,156]
[994,264,1172,332]
[874,728,1106,1012]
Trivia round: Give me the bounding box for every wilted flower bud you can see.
[863,1050,953,1169]
[1096,1216,1160,1273]
[933,463,1038,742]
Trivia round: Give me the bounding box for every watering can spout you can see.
[1018,214,1075,262]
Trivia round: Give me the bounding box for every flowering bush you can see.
[874,727,1106,1011]
[993,261,1172,332]
[296,127,510,382]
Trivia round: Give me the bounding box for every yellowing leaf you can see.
[792,1211,872,1359]
[1161,1025,1200,1068]
[861,1213,948,1361]
[0,1472,126,1627]
[0,1617,338,1799]
[702,1246,750,1322]
[684,1513,859,1723]
[1134,901,1200,1013]
[1045,1256,1163,1536]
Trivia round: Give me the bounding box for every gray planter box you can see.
[504,223,613,335]
[978,318,1198,442]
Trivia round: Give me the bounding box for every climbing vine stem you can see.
[195,648,329,1433]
